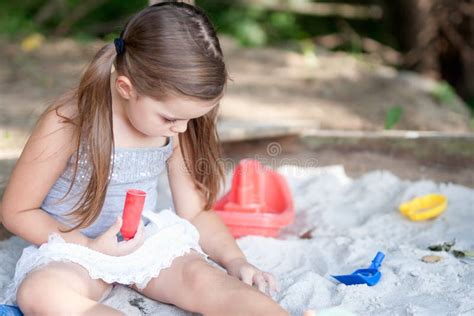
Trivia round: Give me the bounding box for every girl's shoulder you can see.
[44,93,79,125]
[34,95,80,155]
[1,94,80,224]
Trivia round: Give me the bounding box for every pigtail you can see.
[59,43,116,232]
[180,106,225,210]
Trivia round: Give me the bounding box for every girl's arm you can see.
[166,136,245,268]
[1,105,90,247]
[1,206,90,246]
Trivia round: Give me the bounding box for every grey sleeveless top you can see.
[40,137,174,238]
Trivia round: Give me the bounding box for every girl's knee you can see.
[17,271,59,313]
[181,257,226,291]
[16,264,101,314]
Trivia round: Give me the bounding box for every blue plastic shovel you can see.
[332,251,385,286]
[0,304,23,316]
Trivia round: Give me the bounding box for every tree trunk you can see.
[385,0,474,102]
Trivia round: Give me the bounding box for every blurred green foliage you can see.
[431,81,456,105]
[384,105,403,130]
[202,3,309,47]
[3,130,11,140]
[0,0,392,49]
[0,0,146,39]
[0,2,38,37]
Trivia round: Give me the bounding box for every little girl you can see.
[0,2,290,315]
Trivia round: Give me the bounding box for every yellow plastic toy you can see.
[399,194,447,221]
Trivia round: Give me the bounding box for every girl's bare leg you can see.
[16,261,122,315]
[131,250,289,316]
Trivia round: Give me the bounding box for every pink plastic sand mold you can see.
[214,159,295,238]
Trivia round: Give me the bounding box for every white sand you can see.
[1,165,473,315]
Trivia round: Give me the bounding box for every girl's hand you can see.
[225,257,281,296]
[87,216,145,256]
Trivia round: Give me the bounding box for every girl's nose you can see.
[170,121,188,133]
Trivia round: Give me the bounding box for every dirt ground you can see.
[221,136,474,187]
[0,35,472,133]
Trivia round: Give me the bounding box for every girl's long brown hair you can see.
[41,1,228,232]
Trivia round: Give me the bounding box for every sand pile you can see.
[1,165,472,315]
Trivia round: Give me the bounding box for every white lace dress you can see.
[2,137,210,305]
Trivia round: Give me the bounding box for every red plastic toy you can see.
[214,159,294,238]
[120,189,146,240]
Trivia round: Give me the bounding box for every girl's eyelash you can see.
[161,116,175,123]
[161,115,189,123]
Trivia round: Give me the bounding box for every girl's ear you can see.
[115,75,136,100]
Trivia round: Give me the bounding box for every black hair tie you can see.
[114,38,125,55]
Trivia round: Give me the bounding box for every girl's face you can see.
[127,95,218,137]
[113,75,219,137]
